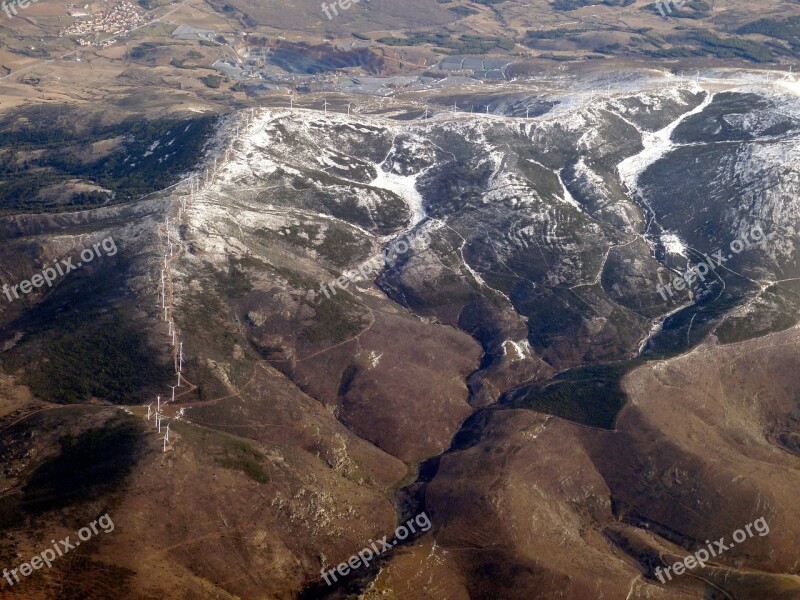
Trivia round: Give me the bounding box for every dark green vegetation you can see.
[671,92,787,143]
[663,30,777,62]
[449,5,479,16]
[23,321,174,405]
[523,20,796,62]
[523,28,590,44]
[0,106,216,214]
[255,222,372,268]
[300,289,370,344]
[736,15,800,43]
[377,32,515,54]
[2,255,175,405]
[316,225,373,267]
[715,283,800,345]
[286,172,409,236]
[129,42,165,60]
[265,41,385,76]
[503,361,640,429]
[216,256,255,298]
[201,74,224,88]
[180,282,251,389]
[21,417,145,515]
[172,422,270,484]
[214,442,269,483]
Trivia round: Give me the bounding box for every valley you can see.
[1,65,799,598]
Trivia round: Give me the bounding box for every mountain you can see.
[0,66,799,598]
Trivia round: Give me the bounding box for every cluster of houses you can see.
[62,1,146,46]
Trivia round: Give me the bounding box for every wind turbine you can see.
[347,102,351,116]
[170,384,177,403]
[146,403,152,420]
[177,371,182,387]
[179,341,183,372]
[157,395,161,413]
[484,104,490,115]
[452,102,457,115]
[163,433,168,452]
[157,413,162,433]
[165,422,170,441]
[423,107,429,120]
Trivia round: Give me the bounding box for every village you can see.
[62,0,147,47]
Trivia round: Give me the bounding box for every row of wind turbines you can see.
[145,111,257,452]
[284,67,800,123]
[148,212,186,453]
